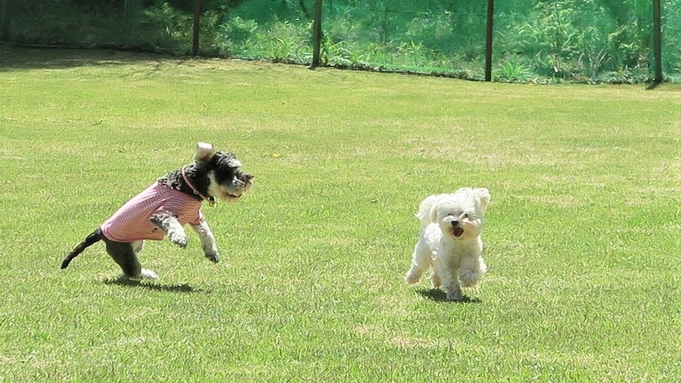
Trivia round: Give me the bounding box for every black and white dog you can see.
[61,142,253,279]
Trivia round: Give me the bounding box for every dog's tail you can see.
[61,229,104,269]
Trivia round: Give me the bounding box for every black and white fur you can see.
[60,142,253,279]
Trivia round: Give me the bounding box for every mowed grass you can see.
[1,46,681,382]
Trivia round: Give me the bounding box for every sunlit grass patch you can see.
[1,47,681,382]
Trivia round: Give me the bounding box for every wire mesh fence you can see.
[2,0,679,83]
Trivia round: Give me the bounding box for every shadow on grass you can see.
[103,276,211,294]
[646,81,662,90]
[0,43,178,71]
[416,288,482,304]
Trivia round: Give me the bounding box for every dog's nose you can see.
[451,220,459,227]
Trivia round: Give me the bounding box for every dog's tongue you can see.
[453,228,464,237]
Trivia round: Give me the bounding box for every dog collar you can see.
[182,166,216,206]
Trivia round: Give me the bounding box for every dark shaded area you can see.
[416,288,482,304]
[0,43,177,71]
[103,276,212,294]
[646,82,662,90]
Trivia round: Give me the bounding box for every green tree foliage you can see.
[3,0,680,82]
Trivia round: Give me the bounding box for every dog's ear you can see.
[194,142,215,163]
[215,151,243,168]
[415,194,441,228]
[475,188,491,215]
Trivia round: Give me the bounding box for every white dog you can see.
[405,187,491,301]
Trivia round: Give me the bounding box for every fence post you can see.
[485,0,494,81]
[311,0,323,68]
[652,0,663,83]
[192,0,201,56]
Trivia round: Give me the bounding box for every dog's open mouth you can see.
[453,227,464,238]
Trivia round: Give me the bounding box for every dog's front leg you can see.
[150,212,188,248]
[190,221,220,263]
[405,241,432,285]
[458,256,487,288]
[433,254,463,301]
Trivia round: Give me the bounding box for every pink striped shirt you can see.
[101,182,205,242]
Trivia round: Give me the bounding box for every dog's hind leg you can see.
[433,257,463,301]
[405,242,432,285]
[429,271,442,289]
[131,240,144,254]
[103,239,158,280]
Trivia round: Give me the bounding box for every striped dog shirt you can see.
[101,182,205,243]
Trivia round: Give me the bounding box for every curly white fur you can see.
[405,187,491,301]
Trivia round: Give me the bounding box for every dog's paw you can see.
[169,233,188,248]
[140,268,160,280]
[205,252,220,263]
[459,270,480,288]
[429,273,442,288]
[444,284,463,301]
[405,273,420,285]
[446,291,464,302]
[125,269,159,280]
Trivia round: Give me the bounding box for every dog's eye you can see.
[463,213,469,219]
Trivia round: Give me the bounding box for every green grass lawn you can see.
[1,46,681,382]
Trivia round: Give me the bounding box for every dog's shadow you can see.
[103,276,211,294]
[416,288,482,304]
